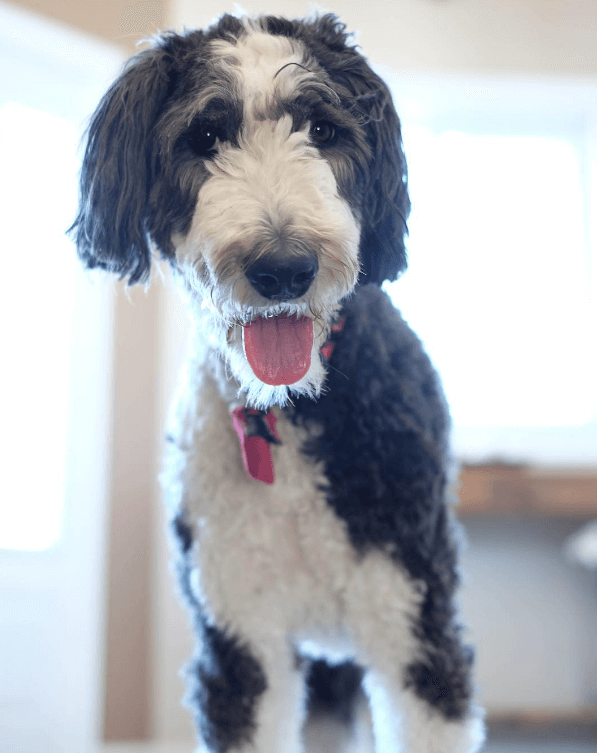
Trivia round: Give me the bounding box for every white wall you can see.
[151,0,597,741]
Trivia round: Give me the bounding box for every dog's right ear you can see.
[69,41,177,284]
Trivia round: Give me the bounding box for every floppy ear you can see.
[304,15,411,285]
[69,41,177,284]
[356,80,410,286]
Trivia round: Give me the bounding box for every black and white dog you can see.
[71,13,485,753]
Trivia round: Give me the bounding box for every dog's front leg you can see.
[342,551,485,753]
[189,625,307,753]
[363,671,485,753]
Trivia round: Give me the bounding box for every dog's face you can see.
[71,14,409,407]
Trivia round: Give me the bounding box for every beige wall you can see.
[15,0,597,72]
[173,0,597,75]
[101,283,162,740]
[8,0,168,51]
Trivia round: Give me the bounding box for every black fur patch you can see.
[306,660,364,724]
[187,624,268,753]
[289,284,473,719]
[69,22,243,283]
[172,512,194,554]
[404,642,474,720]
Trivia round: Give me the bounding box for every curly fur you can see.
[71,12,484,753]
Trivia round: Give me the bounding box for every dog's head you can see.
[71,14,409,407]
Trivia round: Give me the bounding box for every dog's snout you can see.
[246,256,319,300]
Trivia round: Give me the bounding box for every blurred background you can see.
[0,1,595,752]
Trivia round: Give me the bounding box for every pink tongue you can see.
[243,314,314,386]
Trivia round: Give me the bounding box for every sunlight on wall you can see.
[0,102,79,551]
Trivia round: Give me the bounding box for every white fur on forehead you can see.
[209,24,313,106]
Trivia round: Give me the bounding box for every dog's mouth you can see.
[242,313,314,386]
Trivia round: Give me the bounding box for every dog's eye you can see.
[188,125,223,157]
[310,120,337,147]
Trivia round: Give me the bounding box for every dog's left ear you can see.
[302,15,411,285]
[69,38,181,284]
[356,77,411,286]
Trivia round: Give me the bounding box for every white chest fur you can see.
[163,356,421,662]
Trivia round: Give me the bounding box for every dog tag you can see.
[230,407,280,484]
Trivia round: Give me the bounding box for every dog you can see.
[71,13,485,753]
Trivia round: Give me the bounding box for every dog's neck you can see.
[226,314,346,484]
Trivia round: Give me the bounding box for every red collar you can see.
[231,315,345,484]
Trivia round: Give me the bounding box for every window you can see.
[0,102,79,551]
[383,72,597,466]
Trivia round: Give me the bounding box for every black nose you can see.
[246,256,319,300]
